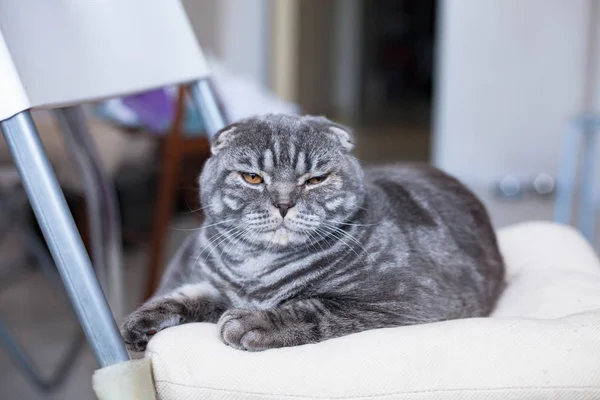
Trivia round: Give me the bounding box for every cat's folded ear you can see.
[210,124,240,155]
[326,123,354,152]
[306,115,354,152]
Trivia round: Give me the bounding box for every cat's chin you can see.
[263,226,306,247]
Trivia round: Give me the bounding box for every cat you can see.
[121,114,505,352]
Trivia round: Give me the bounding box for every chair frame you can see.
[554,115,599,241]
[0,78,226,368]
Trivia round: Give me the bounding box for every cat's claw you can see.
[120,323,155,352]
[218,309,278,352]
[120,300,184,352]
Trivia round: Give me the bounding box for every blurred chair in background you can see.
[96,85,221,300]
[554,115,599,241]
[142,87,216,299]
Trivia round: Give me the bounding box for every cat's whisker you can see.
[244,226,262,248]
[220,226,251,257]
[301,226,329,254]
[299,228,321,254]
[186,226,240,278]
[323,223,376,263]
[198,225,239,254]
[181,202,211,215]
[315,226,364,264]
[298,229,311,252]
[309,230,328,254]
[192,227,240,273]
[188,231,224,275]
[217,231,240,260]
[204,226,240,252]
[331,221,379,227]
[203,226,244,264]
[318,224,375,266]
[171,218,237,232]
[315,229,360,266]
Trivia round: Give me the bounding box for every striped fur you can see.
[121,115,504,352]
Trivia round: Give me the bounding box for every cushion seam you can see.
[152,380,600,399]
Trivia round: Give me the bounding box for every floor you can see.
[0,120,597,399]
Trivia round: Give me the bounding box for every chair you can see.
[95,85,216,300]
[0,0,225,376]
[144,86,213,299]
[554,114,599,241]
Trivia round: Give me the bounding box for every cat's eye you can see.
[306,175,327,185]
[241,172,263,184]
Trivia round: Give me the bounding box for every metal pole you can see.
[578,126,597,241]
[554,120,581,224]
[54,107,124,321]
[0,111,128,367]
[188,78,227,137]
[54,109,108,293]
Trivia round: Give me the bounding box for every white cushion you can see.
[147,222,600,399]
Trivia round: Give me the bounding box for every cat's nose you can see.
[276,203,294,218]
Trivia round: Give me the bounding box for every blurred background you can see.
[2,0,600,398]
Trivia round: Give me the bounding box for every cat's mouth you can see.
[249,217,315,246]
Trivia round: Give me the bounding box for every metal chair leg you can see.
[144,81,225,299]
[0,317,85,392]
[0,186,85,392]
[554,116,599,241]
[554,120,581,224]
[0,111,128,367]
[188,78,228,137]
[54,107,124,321]
[578,127,597,241]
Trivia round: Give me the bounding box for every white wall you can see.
[331,0,362,121]
[433,0,595,185]
[180,0,220,58]
[181,0,270,85]
[219,0,271,85]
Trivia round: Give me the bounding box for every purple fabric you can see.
[122,89,174,133]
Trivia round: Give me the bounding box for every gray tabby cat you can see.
[121,114,504,352]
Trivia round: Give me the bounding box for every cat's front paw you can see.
[218,309,280,352]
[120,299,185,352]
